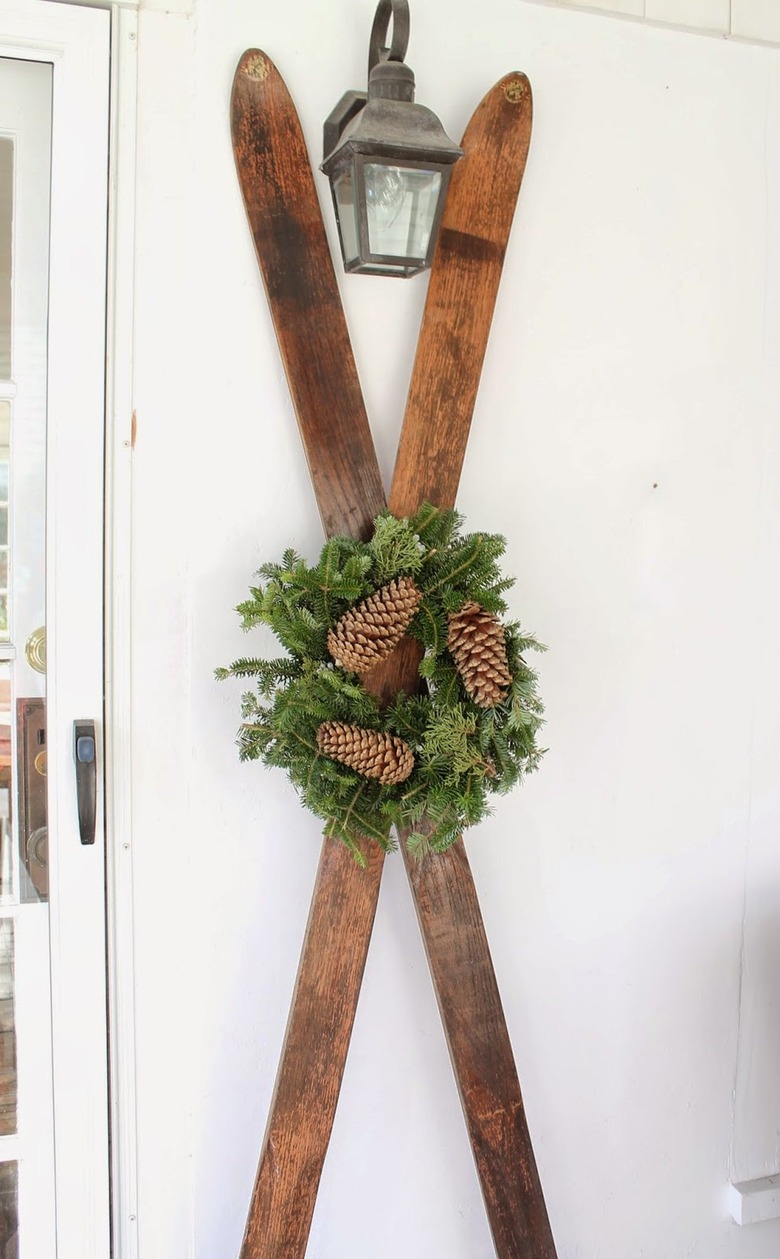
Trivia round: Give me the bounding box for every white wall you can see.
[128,2,780,1256]
[528,0,780,44]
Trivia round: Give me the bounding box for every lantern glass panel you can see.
[333,167,360,266]
[363,162,442,261]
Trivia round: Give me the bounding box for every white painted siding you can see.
[537,0,780,43]
[126,2,780,1256]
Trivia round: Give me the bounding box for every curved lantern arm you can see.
[368,0,410,77]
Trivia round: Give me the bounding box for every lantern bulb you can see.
[365,164,406,227]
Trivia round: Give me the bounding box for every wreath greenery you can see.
[217,504,546,863]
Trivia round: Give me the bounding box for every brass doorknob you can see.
[25,627,46,674]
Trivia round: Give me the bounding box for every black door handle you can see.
[73,720,97,846]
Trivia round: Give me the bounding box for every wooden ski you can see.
[232,51,555,1259]
[391,73,556,1259]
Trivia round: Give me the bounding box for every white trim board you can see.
[49,0,195,15]
[729,1176,780,1227]
[104,7,141,1258]
[523,0,780,46]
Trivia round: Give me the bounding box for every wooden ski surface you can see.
[401,836,556,1258]
[388,72,556,1259]
[390,71,533,517]
[233,54,389,1259]
[231,50,384,539]
[232,52,555,1259]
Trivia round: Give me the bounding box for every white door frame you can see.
[0,4,112,1256]
[103,5,140,1258]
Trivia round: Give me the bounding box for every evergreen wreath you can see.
[217,504,546,864]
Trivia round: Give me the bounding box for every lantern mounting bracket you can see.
[322,91,367,166]
[368,0,410,75]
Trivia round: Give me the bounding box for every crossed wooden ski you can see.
[231,50,557,1259]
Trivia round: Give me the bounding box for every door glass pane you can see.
[0,1162,17,1257]
[0,137,11,380]
[0,663,10,900]
[0,919,15,1136]
[0,401,8,641]
[0,54,54,1257]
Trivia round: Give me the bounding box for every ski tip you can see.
[231,49,295,140]
[457,73,532,159]
[496,72,533,112]
[233,48,280,92]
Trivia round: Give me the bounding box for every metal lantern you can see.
[321,0,463,278]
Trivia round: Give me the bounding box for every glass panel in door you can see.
[0,55,55,1257]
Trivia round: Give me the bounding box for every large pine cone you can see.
[447,601,512,708]
[316,721,414,785]
[327,576,422,673]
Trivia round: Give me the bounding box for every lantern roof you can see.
[322,89,463,175]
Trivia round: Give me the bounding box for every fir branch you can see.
[215,657,264,680]
[368,512,424,583]
[236,589,268,631]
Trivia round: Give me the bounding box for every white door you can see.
[0,5,111,1257]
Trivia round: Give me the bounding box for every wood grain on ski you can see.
[233,53,390,1259]
[390,72,557,1259]
[391,72,533,518]
[401,833,556,1258]
[241,837,384,1259]
[231,51,384,539]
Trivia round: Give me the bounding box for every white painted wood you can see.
[128,4,780,1257]
[42,5,111,1256]
[728,67,780,1200]
[104,6,140,1259]
[51,0,193,12]
[729,1176,780,1226]
[645,0,730,31]
[731,0,780,43]
[140,0,193,13]
[530,0,780,43]
[50,0,138,10]
[547,0,644,15]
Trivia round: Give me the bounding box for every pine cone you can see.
[316,721,414,785]
[327,576,422,673]
[447,601,512,708]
